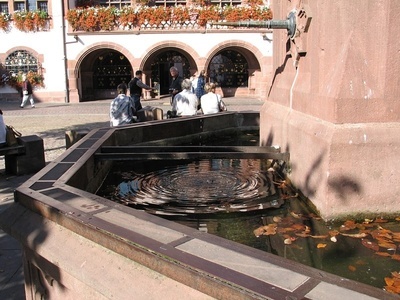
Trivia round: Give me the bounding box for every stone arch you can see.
[1,46,44,74]
[69,42,135,102]
[141,41,199,95]
[204,40,264,97]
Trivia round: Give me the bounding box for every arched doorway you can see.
[80,49,132,101]
[149,50,192,95]
[206,45,261,97]
[209,49,249,88]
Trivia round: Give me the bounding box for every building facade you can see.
[0,0,273,103]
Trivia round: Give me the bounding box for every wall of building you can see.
[261,0,400,220]
[0,1,274,103]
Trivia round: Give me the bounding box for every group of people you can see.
[110,67,227,126]
[167,66,226,118]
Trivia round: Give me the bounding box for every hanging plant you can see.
[171,6,190,24]
[0,12,11,31]
[13,10,49,32]
[197,5,221,27]
[97,6,117,31]
[118,6,137,29]
[65,4,272,31]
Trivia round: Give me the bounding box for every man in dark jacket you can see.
[169,66,183,104]
[128,70,153,112]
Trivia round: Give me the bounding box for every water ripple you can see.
[111,159,283,215]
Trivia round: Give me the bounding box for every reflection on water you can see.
[100,159,284,215]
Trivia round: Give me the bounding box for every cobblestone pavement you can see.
[0,96,263,300]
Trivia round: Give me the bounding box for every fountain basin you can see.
[0,112,392,299]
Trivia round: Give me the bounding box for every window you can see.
[13,0,48,12]
[154,0,186,7]
[14,1,25,11]
[209,50,248,88]
[98,0,131,8]
[0,2,8,13]
[37,1,48,12]
[5,50,39,74]
[210,0,241,6]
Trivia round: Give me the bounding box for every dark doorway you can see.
[150,50,191,95]
[209,50,249,88]
[80,49,132,101]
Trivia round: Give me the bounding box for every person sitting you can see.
[169,79,198,117]
[200,82,227,114]
[109,83,136,127]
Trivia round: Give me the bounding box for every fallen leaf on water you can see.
[348,265,356,272]
[375,252,391,257]
[295,232,311,238]
[253,224,278,237]
[374,217,388,223]
[329,230,340,237]
[378,241,396,249]
[361,239,379,252]
[385,277,395,286]
[395,217,400,221]
[272,216,282,223]
[392,272,400,279]
[317,243,327,248]
[284,238,292,245]
[392,254,400,261]
[340,220,357,231]
[311,235,329,239]
[340,232,367,238]
[290,211,302,219]
[355,259,367,265]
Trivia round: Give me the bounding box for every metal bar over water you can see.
[97,146,289,161]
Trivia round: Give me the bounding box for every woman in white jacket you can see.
[200,82,226,114]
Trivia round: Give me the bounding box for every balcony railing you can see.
[66,5,272,32]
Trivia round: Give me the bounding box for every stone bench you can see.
[3,135,46,175]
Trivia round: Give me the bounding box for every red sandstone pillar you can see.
[261,0,400,219]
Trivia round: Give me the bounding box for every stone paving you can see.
[0,96,263,300]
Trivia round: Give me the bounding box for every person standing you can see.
[200,82,227,114]
[128,70,153,112]
[110,83,136,127]
[0,109,6,148]
[20,73,35,108]
[171,79,198,117]
[169,66,183,104]
[194,70,206,100]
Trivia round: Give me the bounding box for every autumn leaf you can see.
[290,211,302,219]
[340,220,357,231]
[374,217,388,223]
[284,238,292,245]
[311,235,329,239]
[361,239,379,252]
[329,230,340,237]
[378,241,396,249]
[348,265,356,272]
[391,254,400,261]
[375,252,391,257]
[317,243,327,248]
[340,232,367,238]
[392,271,400,279]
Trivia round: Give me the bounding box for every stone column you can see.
[261,0,400,219]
